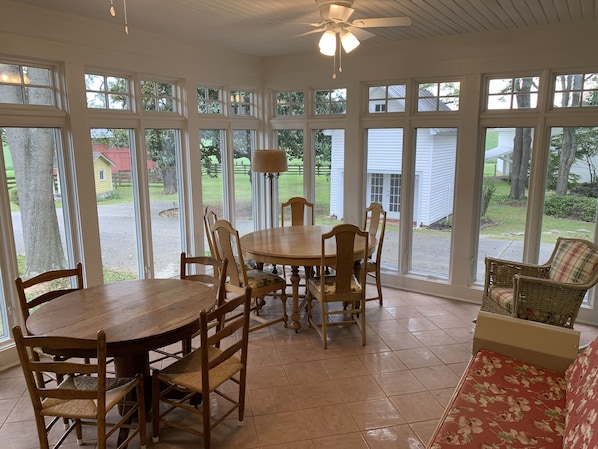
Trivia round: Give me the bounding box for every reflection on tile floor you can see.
[2,286,597,449]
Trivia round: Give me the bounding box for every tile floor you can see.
[1,286,597,449]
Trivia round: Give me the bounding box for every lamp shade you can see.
[252,150,288,174]
[318,29,337,56]
[340,30,360,53]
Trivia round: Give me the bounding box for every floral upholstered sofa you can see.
[427,311,598,449]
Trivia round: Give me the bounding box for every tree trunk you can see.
[555,75,581,195]
[161,166,177,195]
[509,78,533,200]
[510,127,532,200]
[1,66,67,276]
[6,127,67,275]
[556,127,577,195]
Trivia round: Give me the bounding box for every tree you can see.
[1,64,67,275]
[510,78,534,200]
[145,129,177,194]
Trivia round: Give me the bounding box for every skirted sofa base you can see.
[427,311,597,449]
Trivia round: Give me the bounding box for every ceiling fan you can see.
[302,0,412,56]
[299,0,412,77]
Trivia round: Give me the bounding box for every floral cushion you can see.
[429,349,566,448]
[549,239,598,284]
[244,269,284,289]
[563,337,598,449]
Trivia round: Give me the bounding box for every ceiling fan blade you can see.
[351,17,412,28]
[325,4,355,22]
[294,27,326,38]
[346,26,376,41]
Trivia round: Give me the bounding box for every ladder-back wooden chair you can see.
[152,287,251,449]
[13,325,146,449]
[211,219,288,332]
[307,224,369,349]
[363,202,387,305]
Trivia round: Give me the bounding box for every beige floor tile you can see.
[390,391,446,423]
[254,410,311,446]
[394,347,444,369]
[249,385,300,416]
[301,403,359,439]
[311,431,368,449]
[345,397,405,430]
[410,365,460,390]
[362,424,426,449]
[292,380,344,409]
[373,370,426,396]
[5,288,594,449]
[333,375,387,402]
[356,351,407,374]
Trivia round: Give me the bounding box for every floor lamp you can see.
[252,150,288,229]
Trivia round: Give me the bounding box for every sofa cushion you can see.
[549,239,598,284]
[488,286,514,313]
[429,349,566,448]
[564,337,598,448]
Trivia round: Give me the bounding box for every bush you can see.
[481,179,496,217]
[570,182,598,198]
[544,195,596,222]
[9,187,18,206]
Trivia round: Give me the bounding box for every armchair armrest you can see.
[473,311,580,374]
[513,274,589,328]
[484,256,550,291]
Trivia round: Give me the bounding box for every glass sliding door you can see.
[145,128,182,278]
[90,128,140,282]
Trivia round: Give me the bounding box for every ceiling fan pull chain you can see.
[332,46,337,79]
[338,40,343,73]
[109,0,116,17]
[123,0,129,35]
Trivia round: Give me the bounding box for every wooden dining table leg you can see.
[290,265,302,331]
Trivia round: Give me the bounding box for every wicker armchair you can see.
[481,237,598,328]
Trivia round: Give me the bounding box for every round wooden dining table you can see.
[240,225,375,331]
[26,278,215,392]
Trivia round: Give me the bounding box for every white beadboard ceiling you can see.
[12,0,598,56]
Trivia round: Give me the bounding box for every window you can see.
[314,88,347,115]
[365,128,404,270]
[230,90,254,116]
[85,73,130,110]
[487,76,539,110]
[140,79,177,112]
[418,82,460,112]
[0,62,55,106]
[197,86,223,114]
[553,73,598,108]
[276,91,305,116]
[99,169,106,181]
[368,84,406,113]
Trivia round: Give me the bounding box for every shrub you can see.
[9,187,18,206]
[481,179,496,217]
[570,182,598,198]
[544,195,596,222]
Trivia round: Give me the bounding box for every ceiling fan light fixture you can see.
[319,29,337,56]
[340,30,359,53]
